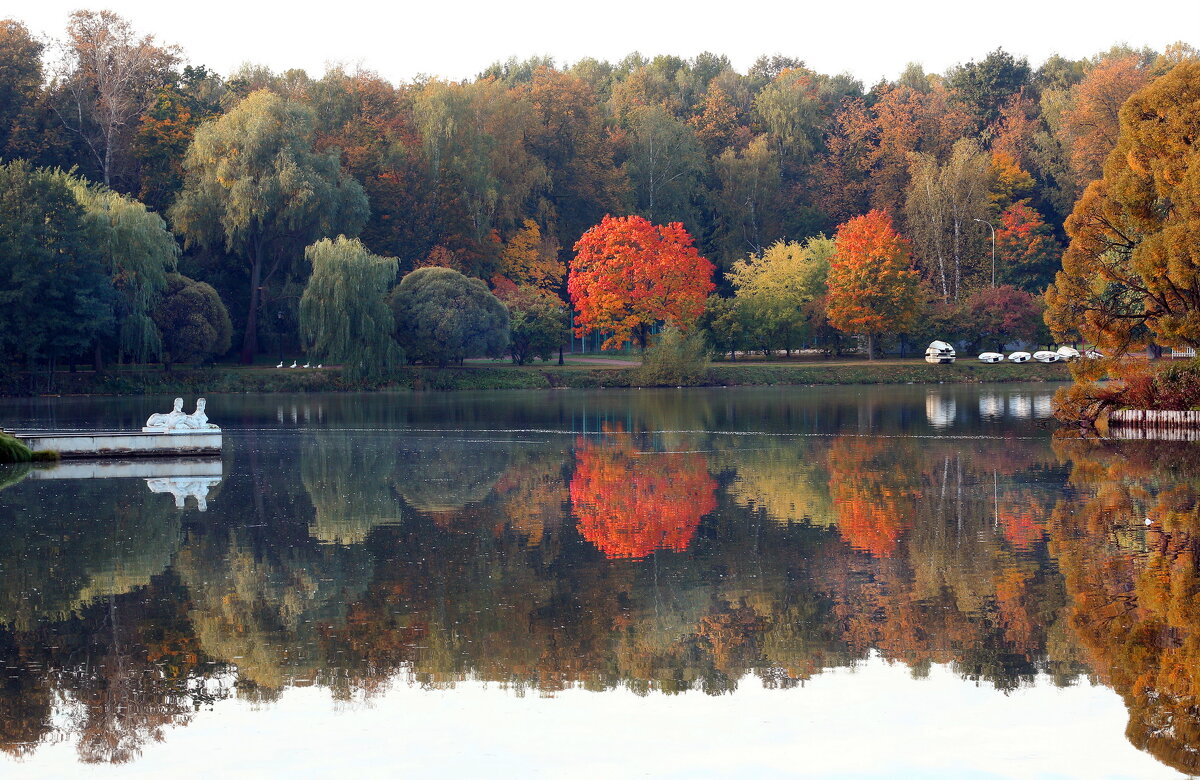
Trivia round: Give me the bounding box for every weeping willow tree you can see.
[299,236,401,380]
[58,173,179,363]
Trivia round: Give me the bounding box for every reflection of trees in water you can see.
[0,479,183,630]
[492,448,569,549]
[173,529,373,693]
[17,429,1200,775]
[0,571,228,764]
[391,437,511,513]
[300,430,403,544]
[716,435,835,527]
[1048,439,1200,775]
[570,431,717,559]
[827,438,921,557]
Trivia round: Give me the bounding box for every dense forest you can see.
[0,11,1196,370]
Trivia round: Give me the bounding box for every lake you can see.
[0,385,1195,778]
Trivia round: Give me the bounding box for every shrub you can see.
[0,434,57,463]
[634,327,709,387]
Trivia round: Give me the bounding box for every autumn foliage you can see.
[1046,62,1200,356]
[569,434,717,559]
[826,209,921,358]
[569,215,714,350]
[826,437,918,557]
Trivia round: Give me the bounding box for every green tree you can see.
[699,294,747,360]
[710,136,783,265]
[59,173,179,364]
[946,49,1033,132]
[753,68,825,162]
[151,273,231,367]
[494,283,568,365]
[0,20,43,158]
[389,267,509,367]
[299,236,401,380]
[170,89,368,363]
[623,105,705,225]
[413,78,547,268]
[0,160,113,369]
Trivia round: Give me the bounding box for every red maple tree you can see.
[568,214,714,350]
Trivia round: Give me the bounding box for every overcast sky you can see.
[12,0,1200,85]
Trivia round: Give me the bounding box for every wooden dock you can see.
[1108,409,1200,429]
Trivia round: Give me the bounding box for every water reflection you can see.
[2,387,1199,775]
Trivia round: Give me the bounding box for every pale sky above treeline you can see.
[13,0,1200,84]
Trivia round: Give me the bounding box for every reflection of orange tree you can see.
[1050,439,1200,775]
[827,438,919,558]
[570,434,716,559]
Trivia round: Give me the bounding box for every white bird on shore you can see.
[303,362,311,369]
[290,360,298,368]
[316,364,322,369]
[276,360,283,368]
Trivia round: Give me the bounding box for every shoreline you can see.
[0,360,1072,397]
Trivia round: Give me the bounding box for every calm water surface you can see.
[0,385,1195,778]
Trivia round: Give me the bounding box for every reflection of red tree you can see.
[570,436,716,559]
[827,438,918,558]
[1000,508,1044,550]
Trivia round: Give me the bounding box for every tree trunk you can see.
[93,342,104,372]
[867,333,875,361]
[558,345,564,366]
[241,252,263,365]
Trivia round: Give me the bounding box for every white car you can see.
[1056,346,1080,360]
[1033,350,1060,363]
[978,352,1005,363]
[925,340,956,364]
[1008,351,1031,363]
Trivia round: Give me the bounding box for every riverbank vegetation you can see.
[0,358,1070,396]
[0,12,1194,391]
[0,433,57,463]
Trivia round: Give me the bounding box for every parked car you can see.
[1008,351,1031,363]
[925,340,956,364]
[1033,350,1060,363]
[978,352,1005,363]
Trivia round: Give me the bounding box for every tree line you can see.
[0,11,1195,371]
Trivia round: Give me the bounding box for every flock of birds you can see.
[276,360,322,369]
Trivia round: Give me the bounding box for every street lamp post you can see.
[973,218,996,287]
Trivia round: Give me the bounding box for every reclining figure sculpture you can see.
[143,398,221,433]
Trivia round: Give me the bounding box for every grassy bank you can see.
[0,359,1071,396]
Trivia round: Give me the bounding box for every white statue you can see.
[143,397,187,431]
[146,476,221,511]
[144,397,220,433]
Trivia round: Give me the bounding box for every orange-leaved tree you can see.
[1045,62,1200,359]
[826,209,921,359]
[568,214,714,350]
